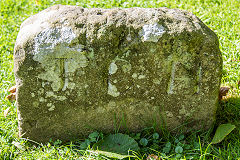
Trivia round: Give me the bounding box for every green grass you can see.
[1,0,240,159]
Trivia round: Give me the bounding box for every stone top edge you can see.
[21,4,196,27]
[39,4,190,13]
[14,4,217,53]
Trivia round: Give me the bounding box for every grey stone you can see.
[14,5,222,142]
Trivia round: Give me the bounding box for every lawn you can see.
[0,0,240,159]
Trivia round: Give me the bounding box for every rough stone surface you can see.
[14,5,222,142]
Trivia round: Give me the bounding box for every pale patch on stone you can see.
[62,55,88,91]
[62,59,70,91]
[203,52,209,56]
[46,91,67,101]
[33,27,88,91]
[31,93,35,97]
[47,103,52,107]
[166,111,173,118]
[62,75,69,91]
[109,62,118,75]
[74,54,89,68]
[77,90,83,96]
[168,62,176,94]
[196,65,202,93]
[46,91,54,97]
[122,64,132,73]
[138,75,146,79]
[68,82,75,90]
[41,82,46,88]
[108,101,116,107]
[28,67,33,71]
[47,103,55,111]
[15,9,57,47]
[38,88,44,95]
[59,17,69,25]
[126,28,131,41]
[33,27,76,60]
[39,97,45,102]
[139,59,144,64]
[58,96,67,101]
[96,107,106,113]
[177,116,182,119]
[179,106,191,117]
[150,47,156,53]
[38,67,62,91]
[108,83,120,97]
[153,78,161,85]
[113,79,118,83]
[122,51,130,58]
[132,73,138,79]
[139,23,165,42]
[33,101,39,107]
[126,34,131,41]
[66,91,70,95]
[87,48,95,59]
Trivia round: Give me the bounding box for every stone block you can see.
[14,5,222,142]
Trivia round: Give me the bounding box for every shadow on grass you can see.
[217,96,240,127]
[208,95,240,158]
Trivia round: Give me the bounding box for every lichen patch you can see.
[132,73,138,79]
[153,78,161,85]
[45,91,67,101]
[107,82,120,97]
[109,62,118,75]
[47,103,55,111]
[139,23,165,42]
[121,64,131,73]
[33,27,89,91]
[138,75,146,79]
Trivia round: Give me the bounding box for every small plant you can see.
[139,138,148,147]
[92,133,139,159]
[88,131,100,143]
[80,139,91,150]
[162,142,171,153]
[152,133,159,140]
[212,123,236,144]
[53,139,62,146]
[79,131,101,149]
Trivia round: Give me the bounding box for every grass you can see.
[0,0,240,159]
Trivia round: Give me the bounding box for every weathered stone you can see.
[14,5,222,142]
